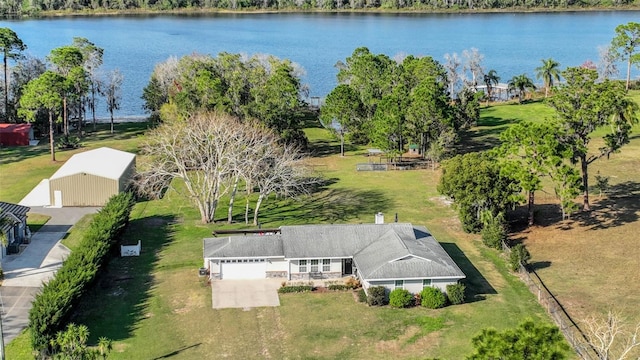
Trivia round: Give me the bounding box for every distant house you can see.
[0,202,31,258]
[0,123,34,147]
[203,222,465,294]
[48,147,136,207]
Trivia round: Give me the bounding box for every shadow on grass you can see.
[440,242,496,302]
[528,261,552,271]
[0,144,53,165]
[456,116,518,154]
[572,181,640,230]
[151,343,202,359]
[256,187,393,225]
[508,182,640,231]
[309,139,357,158]
[0,122,150,165]
[70,214,177,342]
[82,122,150,144]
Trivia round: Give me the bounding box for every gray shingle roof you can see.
[280,223,416,258]
[0,202,30,217]
[354,226,465,280]
[0,202,30,234]
[202,223,465,281]
[203,235,284,258]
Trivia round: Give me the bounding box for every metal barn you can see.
[48,147,136,207]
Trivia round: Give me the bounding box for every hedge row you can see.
[367,283,467,309]
[278,285,314,293]
[327,284,351,291]
[29,192,135,355]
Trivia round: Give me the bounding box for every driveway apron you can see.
[0,206,99,343]
[211,279,281,309]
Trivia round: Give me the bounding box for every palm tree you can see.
[508,74,536,103]
[535,58,561,98]
[97,337,113,360]
[483,69,500,103]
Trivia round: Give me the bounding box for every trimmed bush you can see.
[357,288,367,303]
[509,243,531,272]
[367,286,388,306]
[421,287,447,309]
[481,212,507,250]
[389,288,413,308]
[29,192,135,355]
[446,283,466,305]
[278,285,314,293]
[328,284,350,291]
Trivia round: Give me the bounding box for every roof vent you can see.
[375,212,384,224]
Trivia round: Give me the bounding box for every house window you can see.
[310,259,319,272]
[299,260,307,272]
[395,280,404,289]
[322,259,331,272]
[423,279,432,288]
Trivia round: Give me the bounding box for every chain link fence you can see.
[502,240,600,360]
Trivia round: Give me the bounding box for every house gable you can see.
[202,222,465,284]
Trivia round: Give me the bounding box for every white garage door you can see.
[221,259,267,279]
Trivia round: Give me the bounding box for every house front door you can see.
[343,258,353,275]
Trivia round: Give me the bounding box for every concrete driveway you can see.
[0,206,99,343]
[211,279,281,309]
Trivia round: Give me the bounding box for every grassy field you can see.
[1,116,565,359]
[482,95,640,330]
[6,91,639,357]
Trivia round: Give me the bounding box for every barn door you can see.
[53,191,63,208]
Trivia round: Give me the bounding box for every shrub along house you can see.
[203,220,465,294]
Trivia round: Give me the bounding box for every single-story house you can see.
[0,202,31,258]
[48,147,136,207]
[0,123,34,147]
[203,222,465,294]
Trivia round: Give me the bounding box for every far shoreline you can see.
[4,5,640,19]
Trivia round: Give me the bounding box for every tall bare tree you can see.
[251,141,312,226]
[462,47,484,89]
[103,69,123,134]
[597,45,619,81]
[73,37,103,132]
[443,52,461,97]
[582,311,640,360]
[136,112,313,225]
[136,112,237,223]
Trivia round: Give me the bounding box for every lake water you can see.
[2,12,639,118]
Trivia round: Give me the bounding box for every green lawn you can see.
[4,123,560,359]
[0,108,605,358]
[0,122,148,203]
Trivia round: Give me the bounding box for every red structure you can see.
[0,123,33,146]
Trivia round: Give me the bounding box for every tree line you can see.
[1,28,124,161]
[1,0,636,17]
[436,23,639,240]
[321,47,479,161]
[142,52,308,147]
[137,52,315,224]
